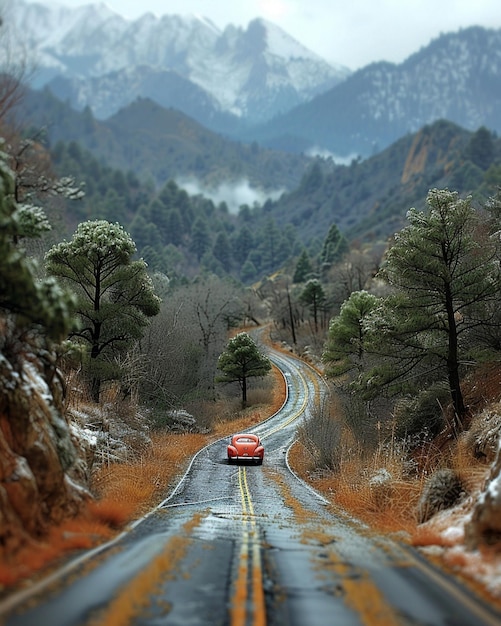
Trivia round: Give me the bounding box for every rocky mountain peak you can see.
[10,0,350,125]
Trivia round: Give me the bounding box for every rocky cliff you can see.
[0,322,89,557]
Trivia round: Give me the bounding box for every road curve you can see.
[1,345,500,626]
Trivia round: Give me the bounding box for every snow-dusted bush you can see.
[369,468,393,508]
[417,468,467,523]
[68,401,151,473]
[393,383,449,444]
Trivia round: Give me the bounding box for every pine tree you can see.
[466,126,494,171]
[216,332,271,408]
[293,249,315,283]
[232,224,254,267]
[372,189,501,427]
[299,279,326,333]
[213,230,232,269]
[319,222,349,269]
[190,216,211,261]
[0,149,74,340]
[323,290,379,376]
[46,220,161,402]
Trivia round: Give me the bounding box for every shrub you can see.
[298,394,342,471]
[417,468,467,523]
[394,383,449,443]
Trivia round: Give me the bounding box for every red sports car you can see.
[227,433,264,465]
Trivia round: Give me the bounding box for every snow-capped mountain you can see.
[8,1,350,126]
[252,26,501,157]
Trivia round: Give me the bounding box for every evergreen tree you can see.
[45,220,161,402]
[465,126,494,171]
[319,222,349,269]
[371,189,501,428]
[241,259,257,283]
[293,249,315,283]
[323,290,379,376]
[258,217,289,273]
[213,230,232,269]
[232,224,254,267]
[299,278,326,333]
[167,208,184,246]
[190,216,211,261]
[149,198,169,241]
[216,332,271,408]
[299,160,324,193]
[0,150,74,340]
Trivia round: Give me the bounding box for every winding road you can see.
[1,345,500,625]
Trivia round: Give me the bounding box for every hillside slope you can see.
[257,120,501,246]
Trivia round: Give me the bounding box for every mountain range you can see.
[9,0,348,133]
[252,26,501,158]
[6,1,501,259]
[9,2,501,161]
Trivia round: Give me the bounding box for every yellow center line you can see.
[229,358,320,624]
[243,468,267,626]
[261,368,310,440]
[230,467,267,626]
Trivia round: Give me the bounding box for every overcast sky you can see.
[46,0,501,70]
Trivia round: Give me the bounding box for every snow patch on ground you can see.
[418,493,501,604]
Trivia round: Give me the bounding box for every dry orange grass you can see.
[0,365,287,590]
[0,509,116,587]
[91,432,208,515]
[412,524,462,548]
[289,439,422,536]
[212,365,286,437]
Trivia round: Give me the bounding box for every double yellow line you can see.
[230,466,267,626]
[228,359,319,625]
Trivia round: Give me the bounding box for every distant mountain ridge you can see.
[253,26,501,157]
[17,89,311,194]
[10,0,349,129]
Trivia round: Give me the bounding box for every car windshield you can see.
[236,437,255,443]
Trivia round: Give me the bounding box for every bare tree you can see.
[140,277,245,406]
[0,0,33,124]
[336,249,380,301]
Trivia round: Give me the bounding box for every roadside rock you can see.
[466,439,501,548]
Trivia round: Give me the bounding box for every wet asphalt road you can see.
[1,348,501,626]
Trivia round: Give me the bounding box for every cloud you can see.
[306,146,360,165]
[176,178,285,214]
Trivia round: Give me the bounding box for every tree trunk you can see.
[91,377,101,404]
[242,375,247,409]
[287,289,297,345]
[90,321,102,403]
[445,284,466,431]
